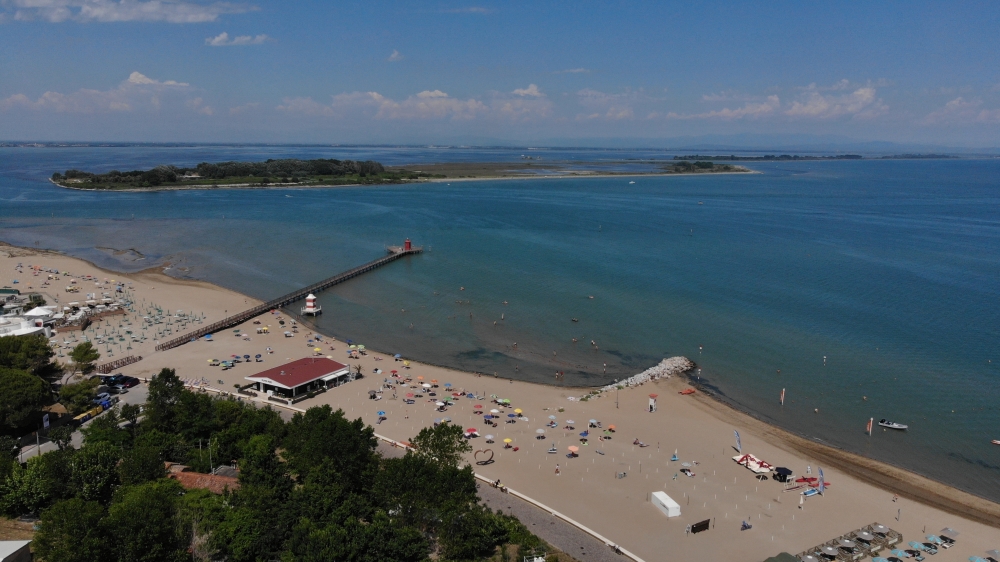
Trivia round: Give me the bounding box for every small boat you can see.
[628,181,635,184]
[992,439,1000,445]
[571,318,579,322]
[879,419,908,430]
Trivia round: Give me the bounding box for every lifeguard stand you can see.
[649,393,658,412]
[300,294,322,316]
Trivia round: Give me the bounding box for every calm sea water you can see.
[1,146,998,501]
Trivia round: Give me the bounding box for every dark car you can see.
[118,376,140,388]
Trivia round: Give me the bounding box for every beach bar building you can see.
[245,357,350,398]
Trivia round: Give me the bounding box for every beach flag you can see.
[734,430,742,453]
[866,418,873,436]
[818,467,826,495]
[780,388,785,405]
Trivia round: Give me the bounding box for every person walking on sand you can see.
[555,464,560,476]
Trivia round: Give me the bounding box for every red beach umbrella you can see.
[466,428,477,434]
[406,393,414,397]
[649,394,659,398]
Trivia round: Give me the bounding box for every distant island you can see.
[50,158,752,191]
[51,158,439,190]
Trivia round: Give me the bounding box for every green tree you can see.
[408,421,472,467]
[0,456,48,516]
[102,479,186,562]
[49,425,74,450]
[34,498,106,562]
[144,368,185,431]
[283,406,378,490]
[70,441,121,504]
[69,342,100,376]
[438,504,511,561]
[80,408,130,449]
[374,452,478,531]
[117,446,165,486]
[59,378,100,415]
[120,403,141,426]
[0,366,50,431]
[0,333,55,375]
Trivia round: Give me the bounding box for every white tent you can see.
[651,491,680,518]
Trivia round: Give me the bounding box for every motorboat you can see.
[992,439,1000,445]
[879,419,908,430]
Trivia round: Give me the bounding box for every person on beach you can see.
[555,464,560,475]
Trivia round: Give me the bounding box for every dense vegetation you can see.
[0,367,552,562]
[665,160,739,173]
[0,335,58,437]
[52,158,440,189]
[673,154,863,161]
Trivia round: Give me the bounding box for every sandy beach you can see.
[3,244,998,561]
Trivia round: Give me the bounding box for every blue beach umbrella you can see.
[549,415,557,420]
[890,550,907,558]
[908,542,925,551]
[444,383,452,388]
[466,393,475,398]
[394,353,401,358]
[507,413,516,418]
[580,431,589,437]
[377,411,385,416]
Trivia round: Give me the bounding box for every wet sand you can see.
[3,245,998,561]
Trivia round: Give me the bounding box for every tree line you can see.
[0,366,553,562]
[52,158,389,187]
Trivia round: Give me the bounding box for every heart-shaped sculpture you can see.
[474,449,494,465]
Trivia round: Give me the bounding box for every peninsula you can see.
[49,158,752,191]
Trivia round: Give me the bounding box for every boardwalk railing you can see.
[97,355,144,374]
[155,248,422,352]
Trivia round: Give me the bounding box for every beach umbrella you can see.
[394,353,401,358]
[406,392,414,398]
[490,409,500,414]
[443,417,451,422]
[452,392,461,397]
[580,431,589,437]
[608,424,616,430]
[377,411,385,416]
[908,542,926,551]
[474,404,483,409]
[838,540,856,549]
[514,408,523,414]
[358,345,365,350]
[403,361,410,367]
[431,379,438,383]
[939,528,960,538]
[466,393,475,398]
[417,376,424,380]
[565,420,575,425]
[507,413,516,418]
[503,438,512,444]
[986,550,1000,558]
[255,354,262,359]
[436,401,446,406]
[536,429,545,434]
[422,383,432,388]
[589,419,598,425]
[549,415,557,420]
[490,394,498,399]
[314,347,322,352]
[483,415,492,420]
[485,435,494,442]
[567,446,579,453]
[465,428,477,436]
[444,382,452,388]
[349,345,357,350]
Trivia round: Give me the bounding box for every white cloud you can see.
[277,87,553,121]
[387,49,403,62]
[655,95,780,120]
[127,71,188,86]
[512,84,543,97]
[921,97,1000,125]
[441,7,492,14]
[785,86,887,119]
[205,32,271,46]
[555,68,590,74]
[0,72,203,114]
[228,102,259,115]
[5,0,255,23]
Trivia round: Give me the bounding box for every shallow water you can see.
[1,146,998,501]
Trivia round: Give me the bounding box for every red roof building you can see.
[245,357,351,398]
[164,463,239,494]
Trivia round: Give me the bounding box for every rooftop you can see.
[245,357,349,389]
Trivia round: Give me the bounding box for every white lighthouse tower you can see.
[300,294,322,316]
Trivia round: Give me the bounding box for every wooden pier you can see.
[155,245,423,352]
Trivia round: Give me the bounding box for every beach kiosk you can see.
[648,393,658,413]
[651,491,680,518]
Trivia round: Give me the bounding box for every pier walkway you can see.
[155,246,422,352]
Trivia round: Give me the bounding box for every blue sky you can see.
[2,0,999,146]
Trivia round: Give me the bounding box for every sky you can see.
[1,0,999,147]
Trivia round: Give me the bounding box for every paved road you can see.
[18,382,149,461]
[376,443,625,562]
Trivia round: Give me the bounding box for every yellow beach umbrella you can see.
[503,438,512,443]
[514,408,523,414]
[403,361,410,367]
[314,347,322,352]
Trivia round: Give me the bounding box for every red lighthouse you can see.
[404,238,412,251]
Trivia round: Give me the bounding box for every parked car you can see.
[118,376,140,388]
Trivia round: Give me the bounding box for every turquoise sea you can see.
[0,145,998,501]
